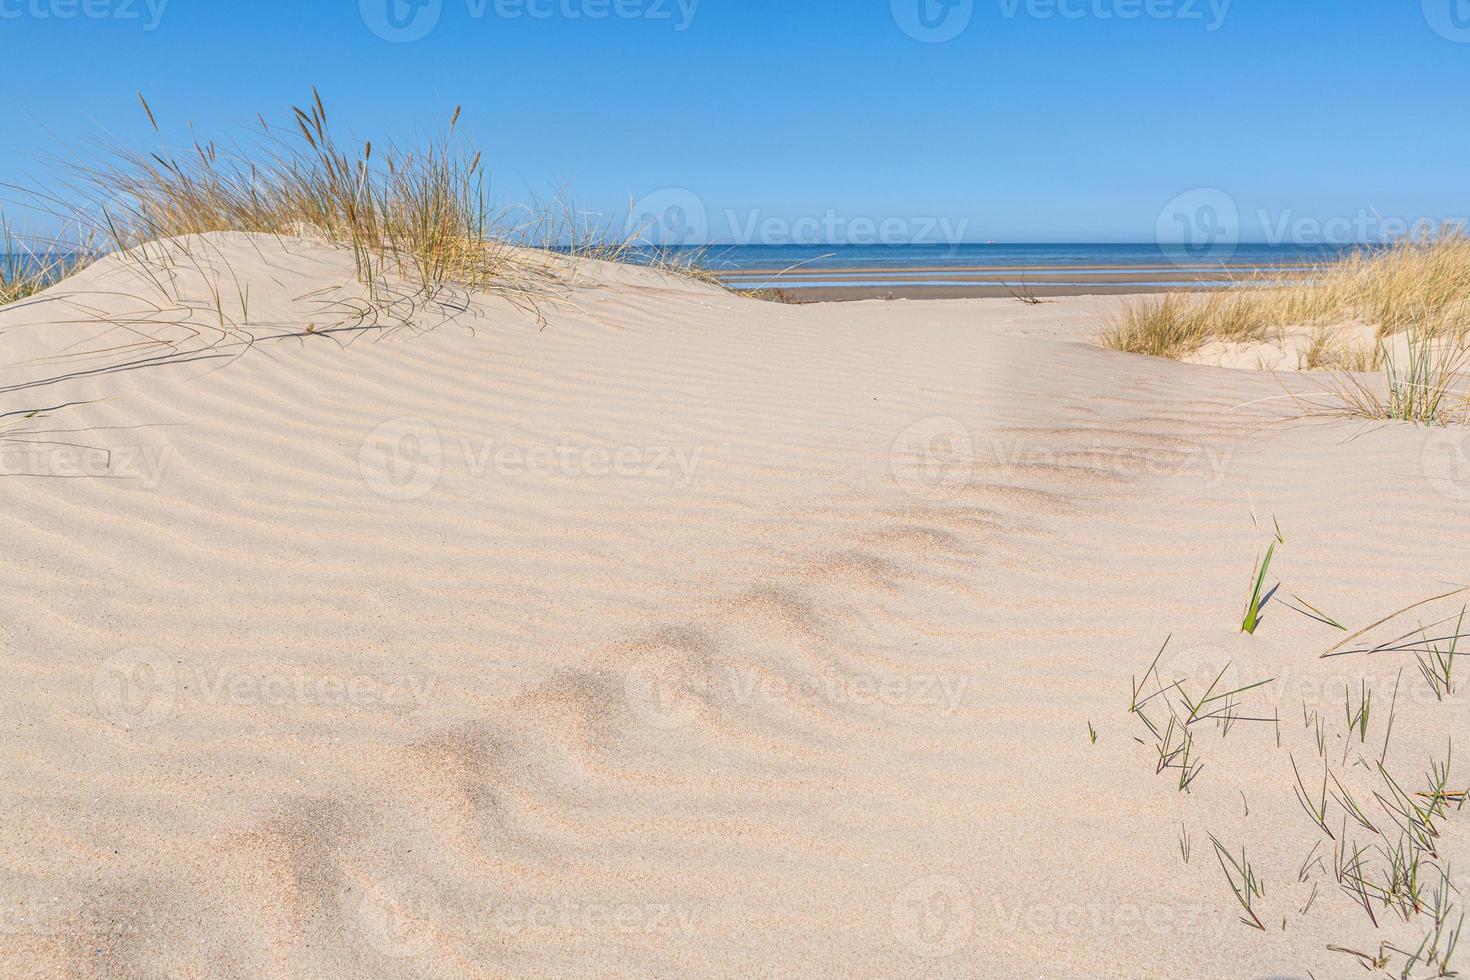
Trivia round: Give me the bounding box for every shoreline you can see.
[744,281,1246,303]
[718,262,1317,301]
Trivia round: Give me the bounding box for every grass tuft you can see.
[1103,232,1470,361]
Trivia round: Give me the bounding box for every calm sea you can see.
[644,242,1365,291]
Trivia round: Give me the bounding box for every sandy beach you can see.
[1,233,1466,978]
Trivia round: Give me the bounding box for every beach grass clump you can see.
[1101,232,1470,362]
[1100,290,1277,359]
[1285,323,1470,426]
[1318,327,1470,425]
[0,222,91,307]
[28,91,720,327]
[67,92,527,307]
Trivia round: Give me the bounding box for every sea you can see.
[641,242,1366,292]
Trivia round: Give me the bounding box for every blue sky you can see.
[2,0,1467,244]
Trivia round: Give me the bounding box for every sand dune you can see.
[2,234,1467,978]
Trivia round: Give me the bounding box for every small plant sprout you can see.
[1179,823,1191,864]
[1242,542,1276,635]
[1209,833,1266,930]
[1291,754,1335,839]
[1299,840,1325,882]
[1345,680,1373,748]
[1381,668,1403,767]
[1327,943,1391,971]
[1416,606,1464,702]
[1283,593,1348,631]
[1334,837,1380,928]
[1087,721,1098,745]
[1328,770,1379,834]
[1389,870,1463,978]
[1300,881,1319,916]
[1176,663,1275,727]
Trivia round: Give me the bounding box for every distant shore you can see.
[721,261,1318,302]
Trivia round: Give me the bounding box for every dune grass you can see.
[1287,325,1470,426]
[4,90,725,326]
[60,92,550,311]
[0,222,91,306]
[1102,233,1470,362]
[1102,234,1470,424]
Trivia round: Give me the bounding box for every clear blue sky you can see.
[2,0,1467,243]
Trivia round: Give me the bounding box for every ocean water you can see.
[640,242,1366,291]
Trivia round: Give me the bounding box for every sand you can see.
[1,233,1467,978]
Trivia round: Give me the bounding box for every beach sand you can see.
[1,234,1465,978]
